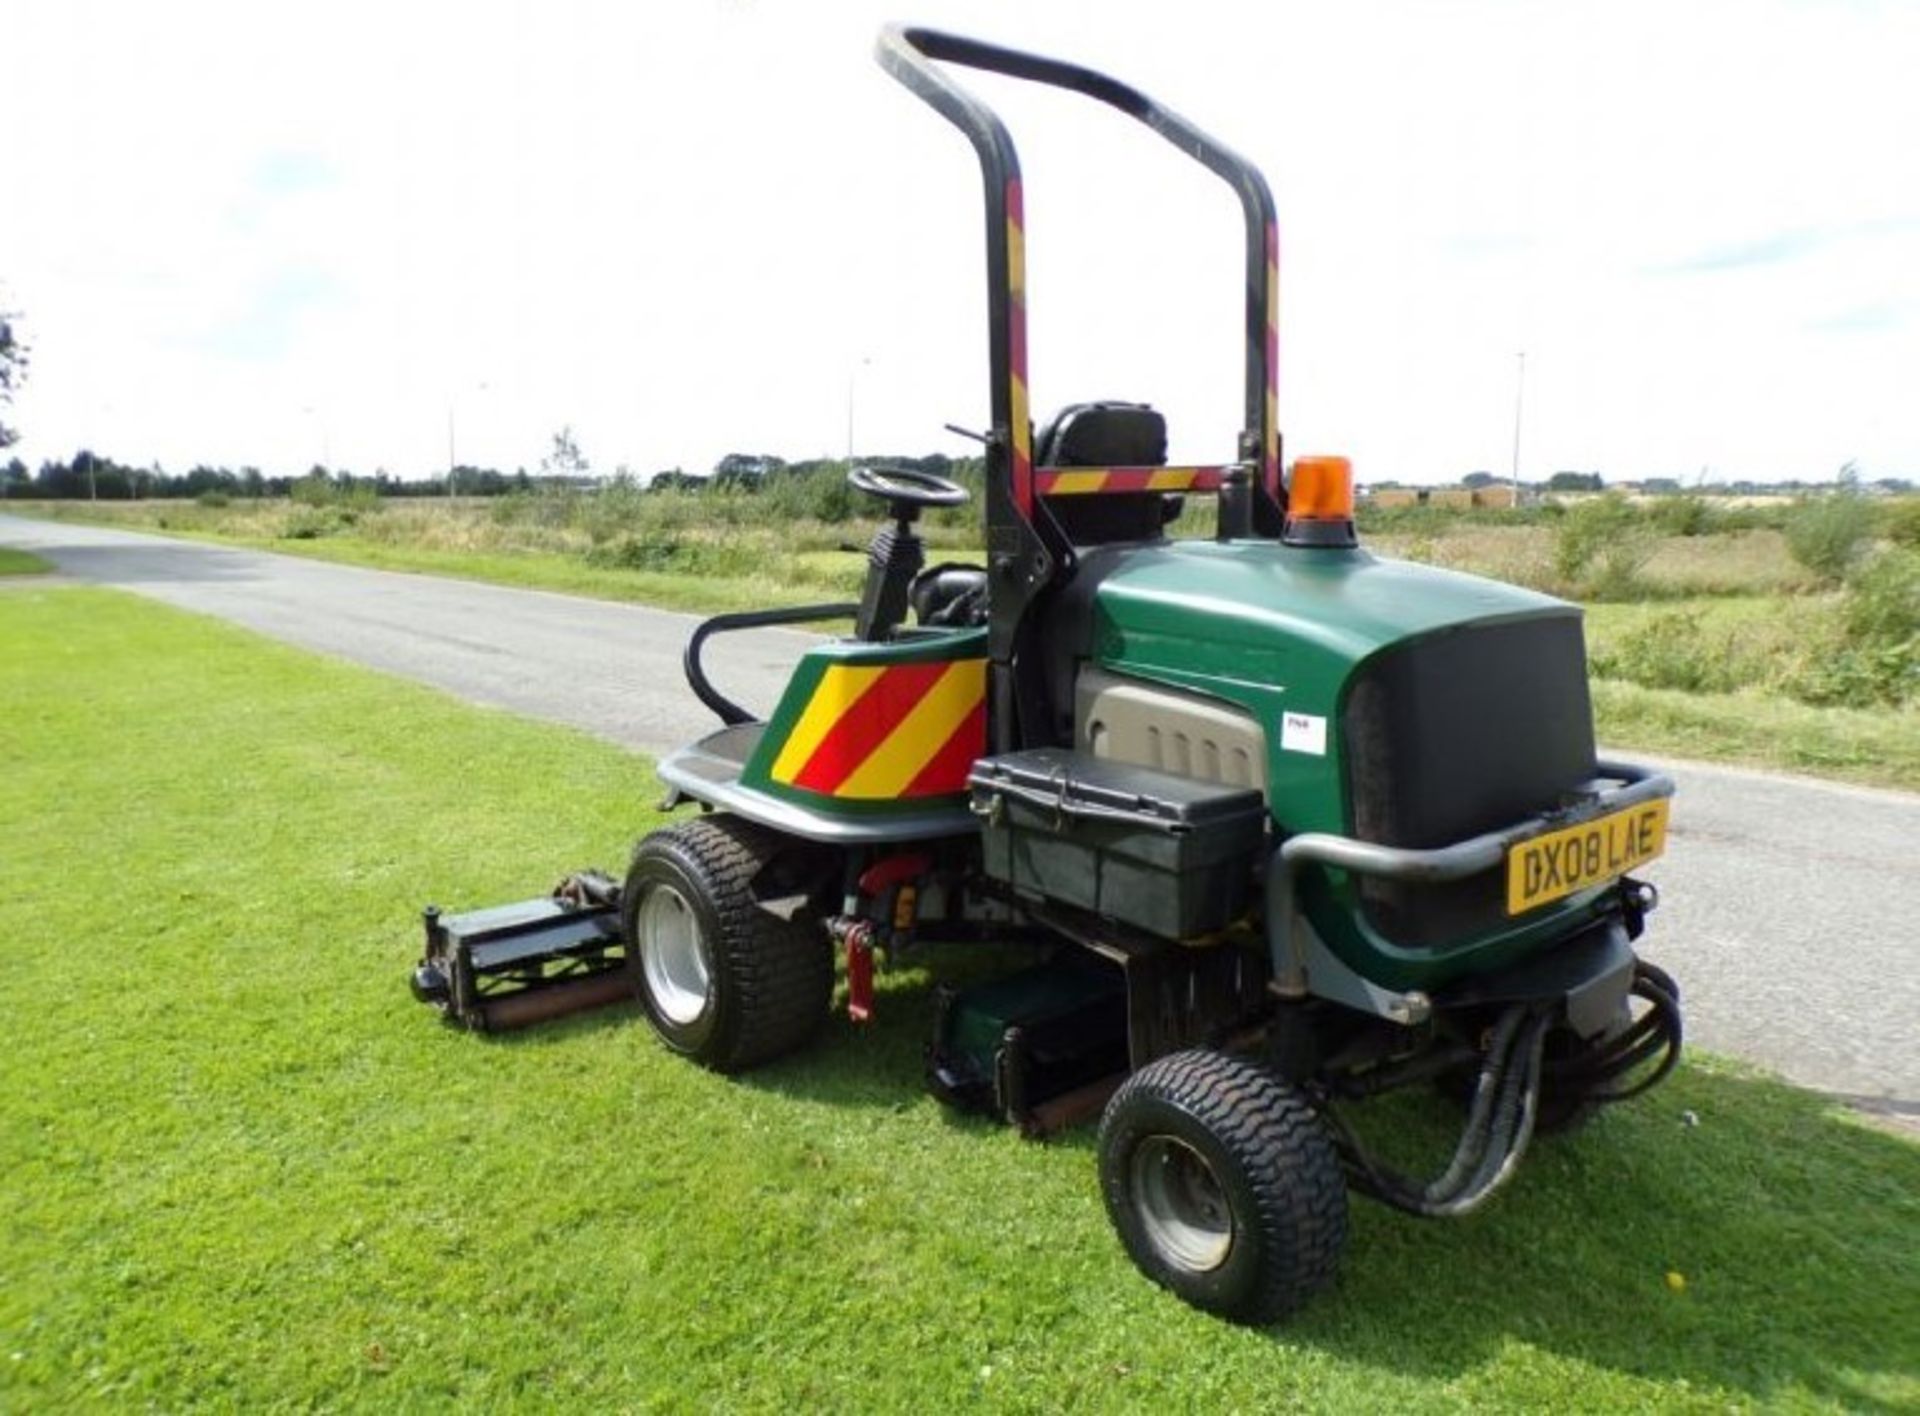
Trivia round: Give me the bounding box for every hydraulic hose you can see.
[1545,960,1684,1103]
[1328,1003,1554,1219]
[1327,959,1684,1221]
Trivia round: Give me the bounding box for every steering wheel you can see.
[848,465,971,514]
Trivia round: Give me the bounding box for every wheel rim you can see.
[1131,1135,1234,1273]
[636,883,709,1026]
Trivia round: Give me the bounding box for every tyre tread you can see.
[629,815,832,1072]
[1099,1049,1348,1324]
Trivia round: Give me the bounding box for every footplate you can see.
[412,872,632,1031]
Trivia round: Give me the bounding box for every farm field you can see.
[2,585,1916,1410]
[17,491,1920,791]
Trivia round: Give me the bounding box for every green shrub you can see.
[1784,551,1918,708]
[1648,494,1716,537]
[288,471,380,513]
[1589,611,1756,695]
[585,532,681,571]
[289,472,334,508]
[195,491,230,509]
[1553,494,1656,599]
[1784,492,1874,582]
[760,467,858,523]
[1844,549,1920,644]
[1881,497,1920,549]
[1789,641,1917,708]
[583,531,767,580]
[281,506,350,540]
[1712,501,1791,534]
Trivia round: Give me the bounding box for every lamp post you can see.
[1509,351,1526,508]
[446,381,491,497]
[846,356,871,465]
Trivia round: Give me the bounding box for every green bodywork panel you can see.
[1084,540,1601,989]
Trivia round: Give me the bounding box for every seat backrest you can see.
[1036,401,1166,467]
[1035,401,1174,545]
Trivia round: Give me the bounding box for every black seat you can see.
[1036,400,1166,467]
[1035,400,1175,544]
[911,561,988,626]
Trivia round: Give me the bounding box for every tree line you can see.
[1,446,982,504]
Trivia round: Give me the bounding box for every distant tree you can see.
[2,456,27,497]
[712,452,782,487]
[542,426,590,480]
[73,448,100,500]
[1547,471,1604,493]
[290,468,334,506]
[0,304,27,450]
[1462,471,1497,489]
[1786,482,1874,583]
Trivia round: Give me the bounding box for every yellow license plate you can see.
[1505,798,1670,915]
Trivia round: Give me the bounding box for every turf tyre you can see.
[1098,1049,1348,1324]
[622,816,832,1073]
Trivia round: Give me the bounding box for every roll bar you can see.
[875,25,1287,752]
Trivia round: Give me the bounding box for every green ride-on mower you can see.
[411,25,1682,1324]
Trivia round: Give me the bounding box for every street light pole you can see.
[1510,350,1526,507]
[846,356,871,464]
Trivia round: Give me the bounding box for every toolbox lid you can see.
[968,747,1266,834]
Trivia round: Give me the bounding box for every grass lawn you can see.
[0,546,51,575]
[2,587,1915,1410]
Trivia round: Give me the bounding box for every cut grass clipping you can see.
[2,588,1915,1410]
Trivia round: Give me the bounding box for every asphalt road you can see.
[6,512,1917,1120]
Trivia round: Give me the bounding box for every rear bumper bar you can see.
[1268,760,1674,1015]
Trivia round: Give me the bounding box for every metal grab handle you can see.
[684,603,858,727]
[1267,759,1676,992]
[968,771,1192,833]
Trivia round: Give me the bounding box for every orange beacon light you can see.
[1282,455,1358,547]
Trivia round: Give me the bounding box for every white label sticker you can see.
[1281,711,1327,756]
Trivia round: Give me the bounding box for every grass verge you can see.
[1592,678,1920,793]
[0,545,51,575]
[2,587,1916,1409]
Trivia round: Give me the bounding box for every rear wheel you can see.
[622,816,832,1072]
[1098,1049,1348,1324]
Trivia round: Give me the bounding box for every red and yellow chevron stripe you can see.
[1264,220,1281,502]
[769,658,986,800]
[1007,179,1033,518]
[1035,466,1232,497]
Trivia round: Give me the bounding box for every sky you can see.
[2,0,1916,486]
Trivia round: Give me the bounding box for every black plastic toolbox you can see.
[967,747,1267,940]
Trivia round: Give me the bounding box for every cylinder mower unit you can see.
[409,25,1684,1326]
[410,872,629,1032]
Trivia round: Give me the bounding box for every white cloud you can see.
[2,0,1915,483]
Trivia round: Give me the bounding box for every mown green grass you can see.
[0,545,51,575]
[2,587,1916,1410]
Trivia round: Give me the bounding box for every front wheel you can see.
[622,816,832,1073]
[1097,1050,1348,1324]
